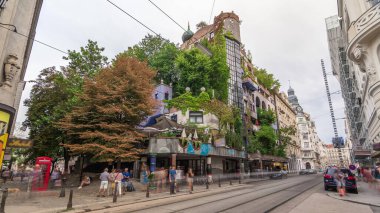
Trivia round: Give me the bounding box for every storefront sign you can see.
[8,138,33,148]
[0,106,15,167]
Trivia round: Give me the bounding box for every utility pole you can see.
[321,59,343,166]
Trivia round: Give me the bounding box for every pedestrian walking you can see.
[97,168,109,197]
[334,169,345,197]
[108,169,116,195]
[141,166,149,186]
[50,167,60,189]
[187,168,194,194]
[169,166,176,194]
[114,169,123,196]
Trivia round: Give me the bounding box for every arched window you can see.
[262,101,267,110]
[256,97,261,108]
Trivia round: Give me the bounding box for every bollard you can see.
[146,182,149,198]
[239,175,241,184]
[113,182,118,203]
[206,178,209,189]
[67,189,73,210]
[0,188,8,213]
[59,177,66,198]
[230,174,232,185]
[218,174,221,187]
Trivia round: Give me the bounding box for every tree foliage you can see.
[175,48,212,96]
[200,33,229,102]
[196,21,208,30]
[59,57,156,161]
[254,67,281,91]
[165,91,210,115]
[248,125,277,155]
[257,108,276,126]
[23,40,108,166]
[115,34,179,86]
[202,99,234,132]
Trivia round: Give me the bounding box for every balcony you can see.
[347,3,380,61]
[242,77,258,92]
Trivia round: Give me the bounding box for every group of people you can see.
[87,168,134,197]
[145,166,194,194]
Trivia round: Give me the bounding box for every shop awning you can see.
[371,151,380,158]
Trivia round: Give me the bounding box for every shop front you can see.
[145,138,246,178]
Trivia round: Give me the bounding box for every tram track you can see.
[122,175,320,213]
[216,177,322,213]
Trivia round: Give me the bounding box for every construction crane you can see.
[321,59,344,166]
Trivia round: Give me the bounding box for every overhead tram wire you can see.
[146,0,187,32]
[0,24,68,55]
[208,0,216,24]
[106,0,160,36]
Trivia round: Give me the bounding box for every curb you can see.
[35,182,251,213]
[326,193,380,207]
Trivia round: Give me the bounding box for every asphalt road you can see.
[92,174,323,213]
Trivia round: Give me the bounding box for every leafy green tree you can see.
[165,91,210,114]
[257,108,276,126]
[150,43,180,84]
[175,48,212,96]
[202,99,234,132]
[255,67,281,91]
[23,40,108,170]
[63,40,108,78]
[248,125,277,155]
[116,34,180,87]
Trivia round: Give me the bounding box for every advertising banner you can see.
[0,109,12,167]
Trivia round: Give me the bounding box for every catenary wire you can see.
[146,0,187,32]
[106,0,160,36]
[0,24,68,55]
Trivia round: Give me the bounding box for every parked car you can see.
[269,171,287,179]
[299,169,308,175]
[324,167,358,194]
[308,169,317,174]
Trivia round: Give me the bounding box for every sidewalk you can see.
[290,192,372,213]
[4,177,268,213]
[326,180,380,207]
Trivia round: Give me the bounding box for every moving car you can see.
[324,167,358,194]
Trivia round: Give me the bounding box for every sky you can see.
[17,0,346,144]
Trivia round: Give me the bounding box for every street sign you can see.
[8,138,33,148]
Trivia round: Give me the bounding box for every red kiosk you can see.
[32,156,52,191]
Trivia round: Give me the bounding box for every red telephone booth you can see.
[32,156,52,191]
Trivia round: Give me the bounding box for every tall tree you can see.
[59,57,156,161]
[23,40,108,170]
[175,48,212,96]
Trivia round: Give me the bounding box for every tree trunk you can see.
[64,148,69,174]
[116,159,121,170]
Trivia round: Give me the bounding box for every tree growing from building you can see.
[59,57,156,161]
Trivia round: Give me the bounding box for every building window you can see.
[155,93,158,99]
[189,111,203,123]
[164,92,169,100]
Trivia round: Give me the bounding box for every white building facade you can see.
[0,0,43,140]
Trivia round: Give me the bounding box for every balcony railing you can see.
[242,77,258,92]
